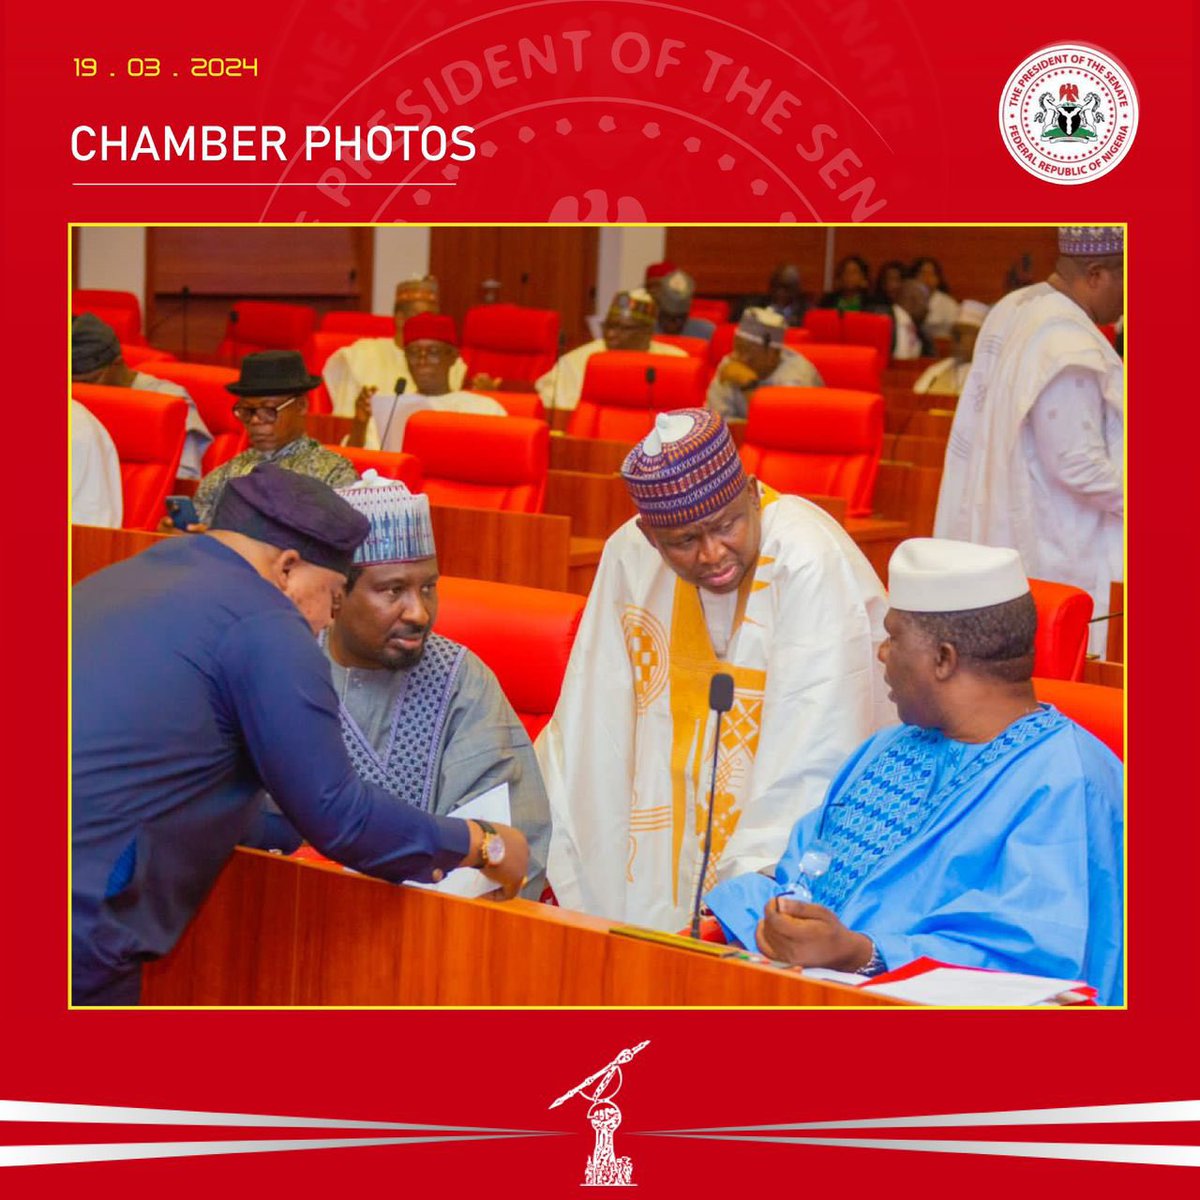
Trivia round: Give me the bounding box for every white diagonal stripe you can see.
[647,1134,1200,1168]
[644,1099,1200,1134]
[0,1100,534,1134]
[0,1133,558,1169]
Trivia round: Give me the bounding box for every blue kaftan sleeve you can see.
[217,609,470,880]
[705,731,894,949]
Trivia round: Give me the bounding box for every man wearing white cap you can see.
[912,299,990,396]
[936,227,1124,655]
[706,307,824,420]
[533,289,687,414]
[324,472,550,897]
[539,409,892,933]
[706,538,1124,1004]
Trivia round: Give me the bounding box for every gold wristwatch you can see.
[476,819,506,869]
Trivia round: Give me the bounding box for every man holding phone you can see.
[73,464,529,1005]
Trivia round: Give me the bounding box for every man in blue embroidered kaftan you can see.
[705,538,1124,1004]
[323,472,550,897]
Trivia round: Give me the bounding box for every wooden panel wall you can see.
[666,226,1061,304]
[430,226,598,347]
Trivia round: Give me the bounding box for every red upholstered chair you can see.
[707,322,740,371]
[436,577,585,740]
[740,387,884,517]
[1028,578,1093,681]
[797,343,883,392]
[782,327,812,346]
[404,412,548,512]
[1032,678,1123,760]
[73,290,145,344]
[651,333,710,359]
[460,304,561,386]
[136,361,248,474]
[72,383,187,531]
[303,330,364,415]
[843,311,894,363]
[215,301,317,365]
[690,298,730,325]
[568,351,706,442]
[803,308,843,343]
[319,311,394,337]
[1097,323,1118,348]
[475,391,546,420]
[323,446,424,491]
[120,344,176,368]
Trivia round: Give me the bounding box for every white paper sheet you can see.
[403,782,511,899]
[370,393,432,452]
[864,966,1088,1006]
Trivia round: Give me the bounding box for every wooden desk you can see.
[74,508,572,593]
[845,516,910,582]
[72,524,169,584]
[549,434,633,475]
[141,850,907,1007]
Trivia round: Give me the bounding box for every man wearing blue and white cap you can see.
[326,472,550,897]
[706,306,824,419]
[706,538,1124,1004]
[73,464,528,1004]
[539,409,892,932]
[936,226,1124,655]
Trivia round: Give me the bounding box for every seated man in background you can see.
[322,275,467,421]
[71,312,212,480]
[654,269,716,340]
[706,538,1123,1004]
[891,278,935,360]
[913,300,989,396]
[346,313,505,449]
[706,307,824,419]
[762,263,808,326]
[192,350,358,525]
[534,289,687,414]
[539,409,892,932]
[317,472,550,896]
[73,464,528,1004]
[70,398,123,528]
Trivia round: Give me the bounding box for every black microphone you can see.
[645,365,656,409]
[377,377,408,452]
[691,672,735,939]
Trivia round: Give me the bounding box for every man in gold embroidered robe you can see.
[537,409,894,931]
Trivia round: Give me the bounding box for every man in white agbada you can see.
[339,312,505,451]
[71,399,123,527]
[538,408,893,931]
[912,300,989,397]
[935,226,1124,655]
[321,275,469,432]
[534,289,687,414]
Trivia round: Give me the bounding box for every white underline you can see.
[70,182,456,187]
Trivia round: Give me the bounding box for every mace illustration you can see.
[550,1040,650,1186]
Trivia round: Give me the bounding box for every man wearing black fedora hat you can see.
[190,349,358,526]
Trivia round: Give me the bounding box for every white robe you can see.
[537,486,894,932]
[533,339,688,412]
[935,283,1123,655]
[922,290,961,341]
[71,400,123,528]
[322,336,468,416]
[371,390,507,452]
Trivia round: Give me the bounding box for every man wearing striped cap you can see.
[538,409,892,932]
[319,471,550,897]
[936,226,1124,655]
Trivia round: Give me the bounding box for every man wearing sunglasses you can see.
[190,350,358,526]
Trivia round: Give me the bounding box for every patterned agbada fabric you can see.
[706,708,1125,1004]
[537,484,893,933]
[194,437,359,524]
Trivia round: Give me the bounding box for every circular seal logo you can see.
[998,43,1137,184]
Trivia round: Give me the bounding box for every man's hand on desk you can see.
[457,820,530,900]
[755,896,874,972]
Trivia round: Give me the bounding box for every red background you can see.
[3,0,1196,1192]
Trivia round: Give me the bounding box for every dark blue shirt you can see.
[72,535,469,1000]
